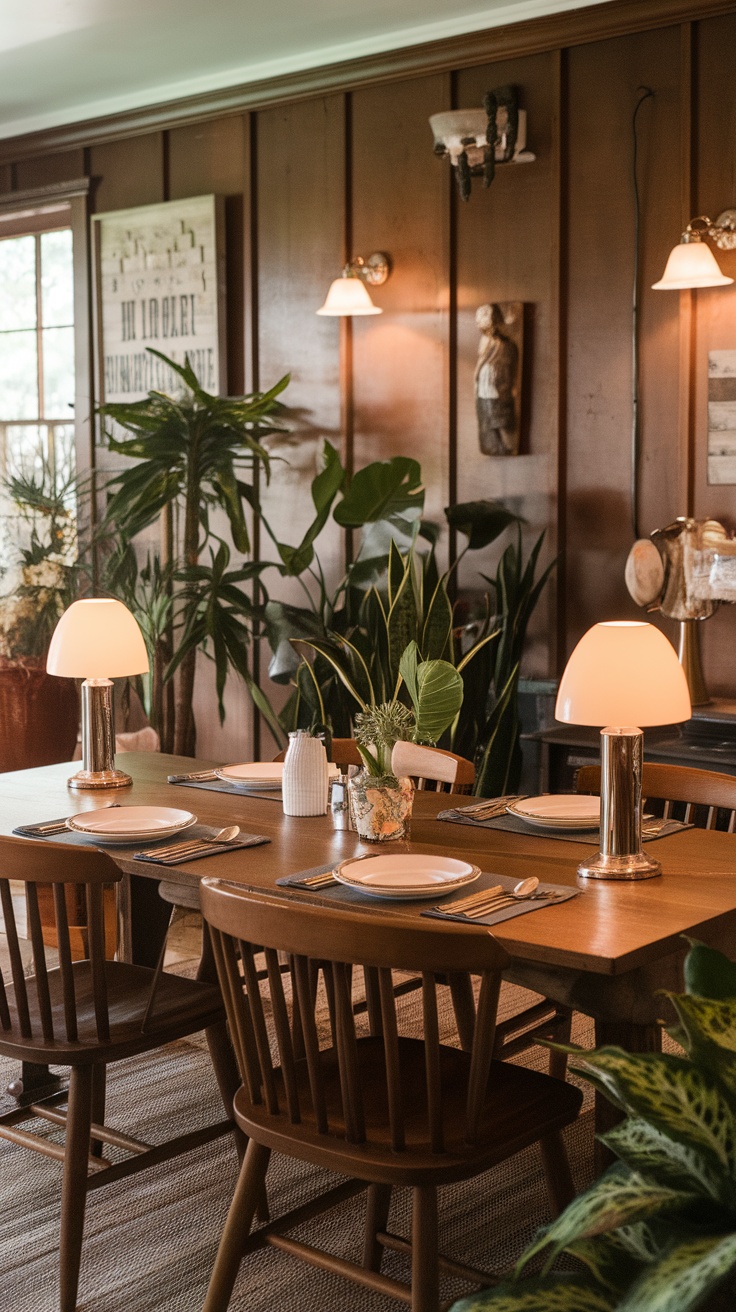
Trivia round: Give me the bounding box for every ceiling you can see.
[0,0,615,142]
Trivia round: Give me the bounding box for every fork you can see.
[458,795,525,819]
[434,887,563,917]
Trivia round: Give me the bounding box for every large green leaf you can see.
[411,656,465,744]
[616,1233,736,1312]
[264,601,326,684]
[518,1164,697,1275]
[421,573,454,661]
[445,499,521,550]
[602,1116,735,1208]
[276,440,345,576]
[684,941,736,1000]
[568,1049,736,1178]
[666,992,736,1102]
[334,456,423,528]
[451,1275,615,1312]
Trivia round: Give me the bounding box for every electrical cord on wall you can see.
[631,85,654,540]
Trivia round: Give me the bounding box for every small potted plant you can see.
[0,464,79,770]
[348,641,464,842]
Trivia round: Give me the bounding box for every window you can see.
[0,227,76,488]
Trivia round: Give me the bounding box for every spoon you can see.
[513,876,539,897]
[210,825,240,843]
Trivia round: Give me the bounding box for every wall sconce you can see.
[316,252,391,316]
[653,213,736,289]
[429,86,534,201]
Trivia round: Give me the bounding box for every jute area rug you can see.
[0,933,598,1312]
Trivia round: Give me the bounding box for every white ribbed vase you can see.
[282,730,330,817]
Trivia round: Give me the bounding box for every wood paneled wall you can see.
[4,3,736,757]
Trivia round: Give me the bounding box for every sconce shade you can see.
[47,599,149,679]
[555,621,691,727]
[652,239,733,289]
[316,276,382,316]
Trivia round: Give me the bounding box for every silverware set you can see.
[433,884,565,919]
[145,825,243,861]
[21,803,121,836]
[294,869,337,888]
[167,769,219,783]
[455,795,527,821]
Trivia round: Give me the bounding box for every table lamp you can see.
[47,599,149,790]
[555,621,691,880]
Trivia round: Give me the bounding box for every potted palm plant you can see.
[97,348,288,754]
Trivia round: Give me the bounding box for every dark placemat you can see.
[134,828,270,865]
[168,776,283,801]
[436,809,692,846]
[277,864,580,924]
[12,816,269,859]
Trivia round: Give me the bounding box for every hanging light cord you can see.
[631,86,654,540]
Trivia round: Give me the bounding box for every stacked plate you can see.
[506,794,600,832]
[67,806,197,846]
[333,853,481,900]
[216,762,341,793]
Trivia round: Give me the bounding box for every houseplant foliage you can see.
[452,940,736,1312]
[0,462,79,768]
[348,640,464,841]
[97,348,288,754]
[264,441,553,796]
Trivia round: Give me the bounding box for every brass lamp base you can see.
[577,725,662,882]
[577,849,661,881]
[67,767,132,791]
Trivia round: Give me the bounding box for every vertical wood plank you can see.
[565,25,684,653]
[89,136,165,213]
[14,150,85,190]
[351,73,451,567]
[455,52,559,676]
[255,94,345,752]
[692,12,736,694]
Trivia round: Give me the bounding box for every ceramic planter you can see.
[0,658,78,771]
[348,771,414,842]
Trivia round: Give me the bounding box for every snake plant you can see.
[453,940,736,1312]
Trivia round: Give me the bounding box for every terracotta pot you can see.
[0,658,78,771]
[348,771,414,842]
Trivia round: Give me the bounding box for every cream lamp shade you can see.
[47,599,149,679]
[316,277,382,316]
[555,621,691,727]
[652,239,733,290]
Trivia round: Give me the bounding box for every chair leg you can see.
[411,1185,439,1312]
[548,1008,573,1081]
[363,1184,392,1272]
[203,1139,271,1312]
[90,1063,106,1159]
[59,1065,94,1312]
[539,1129,575,1217]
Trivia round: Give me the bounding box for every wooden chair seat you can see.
[2,960,223,1065]
[234,1034,582,1187]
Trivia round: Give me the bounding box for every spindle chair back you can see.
[575,761,736,831]
[0,835,235,1312]
[200,880,582,1312]
[391,740,475,793]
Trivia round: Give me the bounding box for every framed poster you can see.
[92,194,226,407]
[708,350,736,485]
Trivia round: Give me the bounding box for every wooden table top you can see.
[1,752,736,982]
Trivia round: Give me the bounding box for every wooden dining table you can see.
[2,750,736,1149]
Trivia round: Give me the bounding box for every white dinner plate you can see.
[333,854,481,900]
[507,794,600,830]
[66,806,196,845]
[216,761,341,790]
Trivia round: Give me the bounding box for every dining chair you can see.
[391,740,475,793]
[199,880,583,1312]
[273,737,363,770]
[0,835,238,1312]
[575,760,736,830]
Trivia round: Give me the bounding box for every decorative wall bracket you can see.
[429,85,535,201]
